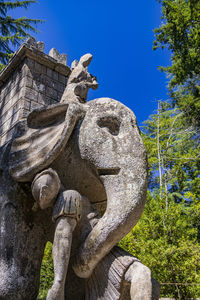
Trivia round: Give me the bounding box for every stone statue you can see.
[0,50,160,299]
[32,167,82,300]
[61,53,98,104]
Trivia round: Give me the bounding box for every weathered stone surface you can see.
[26,37,45,52]
[73,98,148,278]
[86,246,160,300]
[0,45,159,300]
[60,53,98,104]
[0,169,54,300]
[86,246,137,300]
[49,48,67,66]
[31,168,61,209]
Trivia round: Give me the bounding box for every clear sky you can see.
[12,0,170,125]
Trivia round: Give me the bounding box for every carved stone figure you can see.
[0,50,160,300]
[31,168,61,210]
[61,53,98,104]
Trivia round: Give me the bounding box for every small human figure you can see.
[31,168,82,300]
[47,190,82,300]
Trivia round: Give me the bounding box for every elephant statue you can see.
[0,53,159,299]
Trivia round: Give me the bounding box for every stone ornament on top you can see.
[0,45,160,300]
[61,53,98,104]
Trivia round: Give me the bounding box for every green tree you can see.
[119,191,200,298]
[0,0,42,70]
[120,100,200,298]
[143,100,200,206]
[153,0,200,128]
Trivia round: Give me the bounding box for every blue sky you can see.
[12,0,170,125]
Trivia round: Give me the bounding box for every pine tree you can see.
[0,0,42,70]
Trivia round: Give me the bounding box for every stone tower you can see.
[0,38,70,157]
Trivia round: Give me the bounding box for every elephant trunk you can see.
[73,166,147,278]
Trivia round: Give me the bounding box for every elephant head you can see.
[9,97,148,280]
[73,98,148,277]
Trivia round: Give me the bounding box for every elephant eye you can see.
[97,116,120,136]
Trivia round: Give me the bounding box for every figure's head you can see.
[31,168,61,209]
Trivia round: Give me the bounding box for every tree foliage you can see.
[119,192,200,298]
[153,0,200,128]
[37,242,54,300]
[0,0,42,70]
[120,100,200,298]
[143,101,200,205]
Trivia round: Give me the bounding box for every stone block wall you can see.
[0,42,70,148]
[0,64,26,147]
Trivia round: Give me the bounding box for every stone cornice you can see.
[0,42,71,88]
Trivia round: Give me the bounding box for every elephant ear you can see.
[9,102,85,182]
